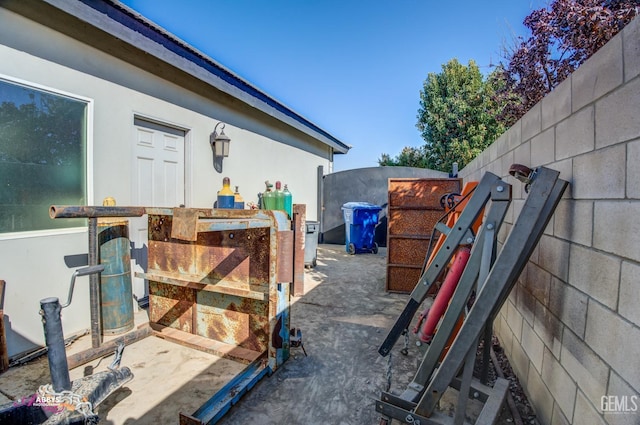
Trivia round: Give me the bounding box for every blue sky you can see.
[120,0,546,172]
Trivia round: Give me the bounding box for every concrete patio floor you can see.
[0,244,515,424]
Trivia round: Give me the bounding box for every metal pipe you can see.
[67,325,152,370]
[40,297,71,392]
[49,205,146,219]
[89,217,102,348]
[61,265,105,309]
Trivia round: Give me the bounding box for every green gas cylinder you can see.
[274,181,285,211]
[263,181,276,210]
[283,184,293,218]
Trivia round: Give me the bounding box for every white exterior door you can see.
[131,118,185,299]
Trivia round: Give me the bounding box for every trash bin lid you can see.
[341,202,382,211]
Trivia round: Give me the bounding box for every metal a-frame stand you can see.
[377,166,568,425]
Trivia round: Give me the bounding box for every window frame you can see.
[0,74,94,240]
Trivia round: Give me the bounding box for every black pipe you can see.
[40,297,71,392]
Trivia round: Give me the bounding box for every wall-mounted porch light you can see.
[210,122,231,173]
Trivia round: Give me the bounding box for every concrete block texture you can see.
[517,283,537,327]
[524,262,552,305]
[596,77,640,149]
[561,328,610,410]
[553,199,593,247]
[556,106,595,160]
[527,366,555,425]
[542,77,572,131]
[513,140,531,170]
[573,390,608,425]
[568,244,621,310]
[537,235,570,281]
[548,277,588,339]
[619,261,640,327]
[506,299,523,342]
[531,127,556,166]
[572,34,623,111]
[623,15,640,82]
[541,347,577,420]
[511,340,531,385]
[585,299,640,392]
[522,321,545,374]
[594,201,640,263]
[522,102,542,142]
[628,139,640,199]
[572,144,626,199]
[551,404,570,425]
[605,371,640,425]
[533,300,563,359]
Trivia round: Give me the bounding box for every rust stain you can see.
[149,281,194,332]
[387,178,462,293]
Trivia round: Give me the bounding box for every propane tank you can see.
[263,181,276,210]
[234,186,245,209]
[283,184,293,218]
[216,177,234,209]
[274,181,285,211]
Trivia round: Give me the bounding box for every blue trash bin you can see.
[341,202,382,255]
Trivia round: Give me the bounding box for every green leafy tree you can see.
[418,59,505,172]
[380,59,505,173]
[378,146,429,168]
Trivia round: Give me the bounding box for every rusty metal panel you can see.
[148,240,198,275]
[386,178,461,293]
[388,210,443,236]
[197,228,270,285]
[388,237,431,266]
[387,266,423,294]
[276,230,293,283]
[196,291,269,353]
[171,208,201,241]
[388,178,461,209]
[145,208,291,376]
[292,204,306,296]
[149,281,195,332]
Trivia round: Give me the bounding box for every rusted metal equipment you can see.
[138,207,292,423]
[376,165,568,424]
[49,205,146,348]
[386,178,462,293]
[49,205,296,424]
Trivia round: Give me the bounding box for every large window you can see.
[0,78,88,234]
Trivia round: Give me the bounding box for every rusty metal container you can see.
[98,219,134,335]
[386,178,462,293]
[139,207,292,372]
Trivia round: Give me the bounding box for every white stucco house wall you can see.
[0,0,349,357]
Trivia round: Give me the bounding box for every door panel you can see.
[131,119,185,299]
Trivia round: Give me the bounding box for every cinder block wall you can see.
[460,17,640,425]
